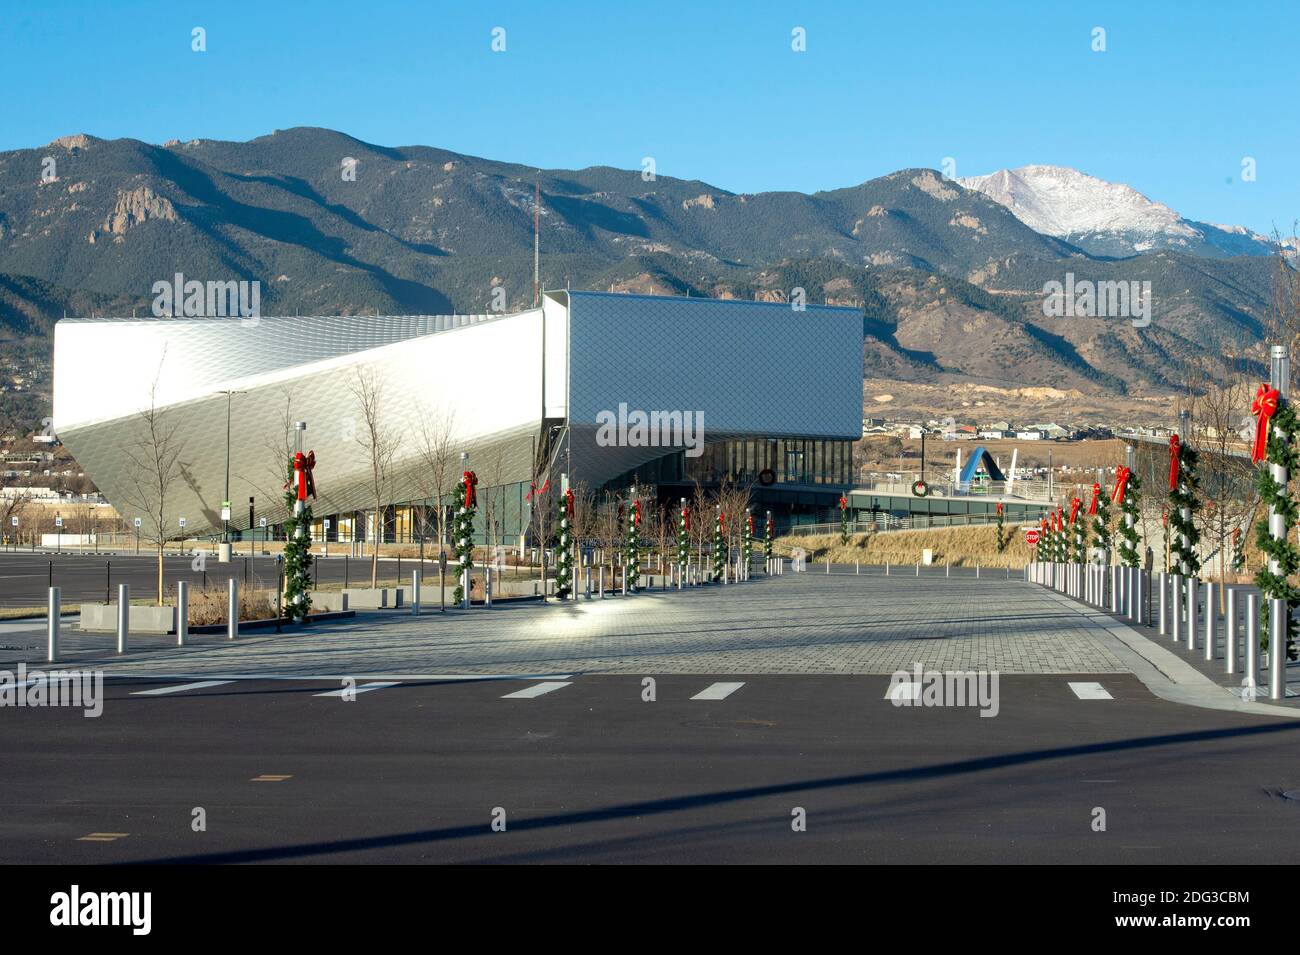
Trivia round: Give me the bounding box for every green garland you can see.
[452,474,476,606]
[555,491,573,599]
[839,497,850,546]
[1092,486,1113,563]
[1039,520,1052,563]
[1071,509,1088,564]
[281,462,313,622]
[625,495,641,591]
[711,508,726,582]
[677,500,690,575]
[764,511,774,559]
[1169,440,1201,577]
[995,505,1007,553]
[744,510,754,569]
[1253,398,1300,661]
[1117,469,1142,569]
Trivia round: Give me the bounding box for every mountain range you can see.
[0,127,1289,432]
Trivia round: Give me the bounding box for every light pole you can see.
[216,389,246,563]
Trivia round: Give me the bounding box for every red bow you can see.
[462,470,478,508]
[524,477,549,501]
[1054,508,1063,532]
[1088,482,1100,515]
[1112,466,1130,505]
[718,511,725,533]
[1069,497,1081,525]
[564,488,574,519]
[996,502,1003,516]
[632,500,641,527]
[839,495,847,511]
[1168,435,1180,492]
[748,514,755,534]
[290,451,316,502]
[1040,518,1047,533]
[1251,384,1279,465]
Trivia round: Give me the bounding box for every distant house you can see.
[1015,430,1044,440]
[977,429,1006,440]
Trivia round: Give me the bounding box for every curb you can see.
[1040,590,1300,719]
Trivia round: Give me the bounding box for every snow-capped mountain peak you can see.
[957,164,1276,259]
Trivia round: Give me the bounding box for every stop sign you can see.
[1024,529,1040,545]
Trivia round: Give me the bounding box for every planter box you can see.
[342,587,404,610]
[79,603,175,634]
[188,610,356,634]
[309,591,349,612]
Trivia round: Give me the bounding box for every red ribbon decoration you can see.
[564,488,574,519]
[682,506,690,532]
[1168,435,1180,492]
[748,514,755,535]
[1251,383,1279,464]
[1054,508,1063,532]
[1112,466,1130,505]
[839,495,847,511]
[1069,497,1081,525]
[1088,482,1100,515]
[632,500,642,527]
[996,502,1003,516]
[291,451,316,502]
[462,470,478,508]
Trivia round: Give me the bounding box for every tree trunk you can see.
[156,546,164,606]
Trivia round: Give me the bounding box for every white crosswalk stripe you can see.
[1068,681,1113,700]
[131,680,236,696]
[501,681,571,699]
[313,681,400,698]
[691,681,745,701]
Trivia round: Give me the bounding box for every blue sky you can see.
[2,0,1296,234]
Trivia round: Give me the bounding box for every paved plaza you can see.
[1,573,1131,678]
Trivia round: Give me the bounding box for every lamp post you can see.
[216,389,245,563]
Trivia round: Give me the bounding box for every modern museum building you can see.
[52,290,864,544]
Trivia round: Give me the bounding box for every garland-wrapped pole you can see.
[1169,413,1201,578]
[995,501,1007,552]
[1117,450,1141,570]
[839,495,850,546]
[452,469,477,608]
[281,427,314,623]
[625,485,641,592]
[764,510,774,561]
[1068,496,1083,564]
[555,481,574,600]
[677,498,689,585]
[712,506,726,582]
[1252,350,1299,698]
[744,508,754,574]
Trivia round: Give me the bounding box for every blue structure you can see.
[957,446,1006,492]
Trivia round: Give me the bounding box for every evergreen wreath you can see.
[1252,390,1300,661]
[452,470,477,606]
[1167,435,1201,577]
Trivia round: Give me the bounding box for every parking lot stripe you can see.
[691,681,746,701]
[131,680,236,696]
[313,681,400,698]
[1068,681,1113,700]
[501,681,572,699]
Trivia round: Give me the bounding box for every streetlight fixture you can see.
[216,389,246,563]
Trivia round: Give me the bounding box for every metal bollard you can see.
[411,568,421,615]
[587,566,593,599]
[1157,573,1167,634]
[1244,593,1259,696]
[177,580,189,646]
[885,561,890,576]
[1203,581,1216,661]
[228,578,239,640]
[622,565,627,595]
[485,566,493,608]
[47,586,60,662]
[117,582,129,653]
[1269,597,1286,700]
[1225,587,1237,675]
[1134,568,1145,624]
[599,566,605,599]
[1185,578,1198,651]
[916,562,920,577]
[462,569,470,610]
[1171,574,1182,644]
[976,565,980,580]
[1110,567,1119,613]
[856,561,860,575]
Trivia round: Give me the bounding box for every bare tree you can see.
[412,402,458,608]
[348,367,398,588]
[117,369,186,604]
[1194,372,1256,591]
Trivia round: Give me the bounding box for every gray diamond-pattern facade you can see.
[53,291,863,538]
